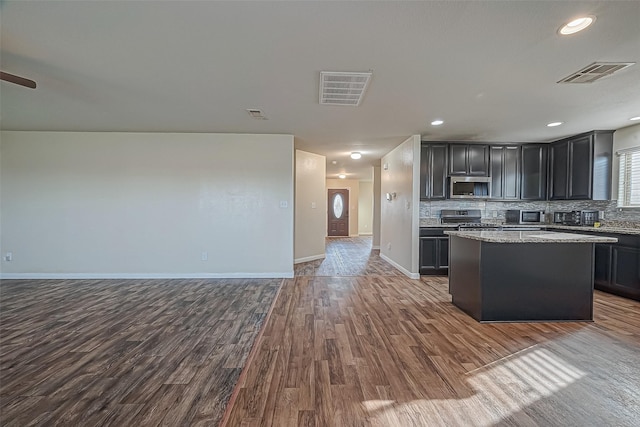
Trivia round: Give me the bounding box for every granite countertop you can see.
[444,230,618,244]
[543,224,640,236]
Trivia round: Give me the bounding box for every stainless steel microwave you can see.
[505,210,545,224]
[449,176,491,199]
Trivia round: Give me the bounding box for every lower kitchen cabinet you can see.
[420,228,449,275]
[593,235,640,301]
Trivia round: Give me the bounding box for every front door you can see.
[327,189,349,236]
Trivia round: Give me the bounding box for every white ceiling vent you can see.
[246,108,267,119]
[319,71,372,106]
[558,62,635,84]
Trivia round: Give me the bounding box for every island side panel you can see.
[480,242,594,322]
[448,236,483,321]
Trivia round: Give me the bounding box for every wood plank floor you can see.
[0,278,281,426]
[294,237,402,277]
[224,274,640,426]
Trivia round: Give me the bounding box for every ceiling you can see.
[1,1,639,180]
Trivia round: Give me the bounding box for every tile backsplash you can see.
[420,199,639,227]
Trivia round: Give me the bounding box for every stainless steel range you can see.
[440,209,501,231]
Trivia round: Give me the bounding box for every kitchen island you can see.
[444,230,618,322]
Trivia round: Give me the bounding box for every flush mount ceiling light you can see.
[559,15,596,35]
[338,174,346,179]
[350,152,362,160]
[319,71,372,106]
[547,122,563,127]
[431,119,444,126]
[630,116,640,121]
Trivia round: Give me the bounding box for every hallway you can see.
[294,236,403,277]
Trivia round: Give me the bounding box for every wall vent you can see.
[319,71,372,106]
[558,62,635,84]
[246,109,267,120]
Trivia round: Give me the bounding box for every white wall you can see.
[358,181,373,235]
[326,179,359,236]
[0,131,294,278]
[379,135,421,278]
[612,123,640,198]
[372,165,381,249]
[295,150,326,263]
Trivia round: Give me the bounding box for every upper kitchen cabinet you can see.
[549,131,614,200]
[490,145,520,200]
[520,144,548,200]
[448,144,489,176]
[420,143,448,200]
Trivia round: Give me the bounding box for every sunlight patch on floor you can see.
[361,347,586,426]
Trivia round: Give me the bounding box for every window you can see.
[618,147,640,207]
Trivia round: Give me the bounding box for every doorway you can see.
[327,189,349,236]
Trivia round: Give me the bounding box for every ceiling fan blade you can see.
[0,71,37,89]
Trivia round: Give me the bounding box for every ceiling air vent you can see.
[319,71,372,106]
[558,62,635,84]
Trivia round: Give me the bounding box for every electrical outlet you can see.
[5,252,12,262]
[201,251,208,261]
[386,242,391,251]
[279,201,288,208]
[311,202,316,209]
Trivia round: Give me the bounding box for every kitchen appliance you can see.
[440,209,501,230]
[505,210,545,224]
[554,210,599,226]
[449,176,491,199]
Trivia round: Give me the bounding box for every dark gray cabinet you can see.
[593,234,640,301]
[420,143,448,200]
[549,131,613,200]
[448,144,489,176]
[419,228,449,275]
[520,144,548,200]
[490,145,520,199]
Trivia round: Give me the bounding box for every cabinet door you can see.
[612,246,640,298]
[492,146,520,199]
[594,243,612,287]
[438,237,449,269]
[490,146,505,199]
[420,144,448,200]
[550,141,569,200]
[467,145,489,176]
[449,145,468,175]
[521,144,548,200]
[503,146,520,199]
[568,135,593,199]
[420,237,438,273]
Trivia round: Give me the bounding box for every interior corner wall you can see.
[380,135,421,278]
[612,123,640,198]
[358,181,373,235]
[372,165,381,249]
[0,131,294,278]
[295,150,326,263]
[326,178,359,236]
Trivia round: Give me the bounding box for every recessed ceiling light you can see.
[338,174,346,179]
[331,160,337,164]
[350,152,362,160]
[559,16,596,35]
[547,122,563,127]
[630,116,640,121]
[431,119,444,126]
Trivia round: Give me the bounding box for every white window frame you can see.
[617,146,640,208]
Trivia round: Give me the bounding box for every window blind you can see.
[618,146,640,207]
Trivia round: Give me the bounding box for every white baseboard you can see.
[294,254,325,264]
[358,232,373,236]
[0,272,295,280]
[379,254,420,280]
[372,245,380,250]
